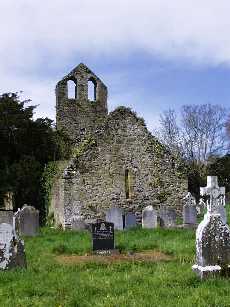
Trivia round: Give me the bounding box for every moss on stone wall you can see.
[72,137,96,159]
[59,107,188,227]
[41,162,60,223]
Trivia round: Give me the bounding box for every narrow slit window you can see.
[67,80,77,99]
[125,169,131,199]
[88,79,96,101]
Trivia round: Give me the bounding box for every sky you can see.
[1,0,230,131]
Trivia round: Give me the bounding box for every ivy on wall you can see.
[41,162,59,223]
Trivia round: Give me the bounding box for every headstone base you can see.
[93,249,120,256]
[183,223,197,229]
[192,264,223,279]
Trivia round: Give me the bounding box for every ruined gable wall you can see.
[62,108,187,226]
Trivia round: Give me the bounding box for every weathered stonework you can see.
[193,176,230,279]
[56,63,107,144]
[0,222,26,270]
[52,64,188,229]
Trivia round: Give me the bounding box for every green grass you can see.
[0,214,230,306]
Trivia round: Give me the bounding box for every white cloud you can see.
[1,0,230,127]
[1,0,230,68]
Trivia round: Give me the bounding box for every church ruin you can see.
[51,63,187,229]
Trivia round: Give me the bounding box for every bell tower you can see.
[56,63,108,143]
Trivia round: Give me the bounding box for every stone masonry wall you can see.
[56,63,108,144]
[62,107,188,227]
[50,161,69,226]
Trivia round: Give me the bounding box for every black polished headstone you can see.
[92,221,114,252]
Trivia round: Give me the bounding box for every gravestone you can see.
[183,192,197,228]
[142,206,157,229]
[106,207,124,230]
[71,217,87,230]
[200,176,226,224]
[0,222,26,270]
[197,198,206,216]
[124,213,137,229]
[15,205,39,236]
[159,207,176,228]
[92,221,114,254]
[0,210,13,225]
[192,176,230,279]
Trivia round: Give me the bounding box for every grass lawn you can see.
[1,215,230,306]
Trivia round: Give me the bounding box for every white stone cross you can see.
[200,176,225,214]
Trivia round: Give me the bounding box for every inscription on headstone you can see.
[92,222,114,252]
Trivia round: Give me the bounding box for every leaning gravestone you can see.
[183,192,197,228]
[0,210,13,225]
[0,222,26,270]
[159,207,176,228]
[192,176,230,279]
[106,207,124,230]
[124,213,137,229]
[92,221,114,254]
[15,205,39,236]
[142,206,157,229]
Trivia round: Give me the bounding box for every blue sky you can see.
[1,1,230,131]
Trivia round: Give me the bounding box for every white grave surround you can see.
[192,176,230,279]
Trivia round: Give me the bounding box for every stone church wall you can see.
[62,107,187,226]
[56,63,108,144]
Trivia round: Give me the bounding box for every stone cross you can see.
[200,176,225,214]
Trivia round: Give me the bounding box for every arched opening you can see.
[88,78,97,101]
[67,80,77,99]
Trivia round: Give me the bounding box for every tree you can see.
[207,154,230,194]
[156,104,228,198]
[0,92,71,220]
[157,104,227,164]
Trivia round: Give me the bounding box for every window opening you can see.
[67,80,77,99]
[88,78,96,101]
